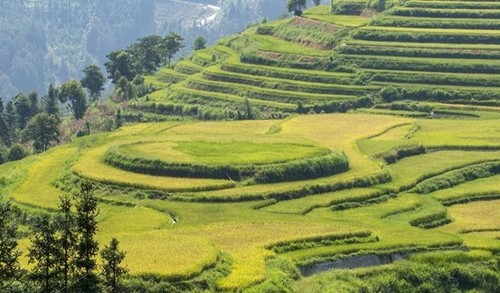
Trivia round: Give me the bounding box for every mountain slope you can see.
[0,0,289,99]
[130,2,500,120]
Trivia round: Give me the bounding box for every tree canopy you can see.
[21,113,60,152]
[58,81,87,119]
[81,65,105,101]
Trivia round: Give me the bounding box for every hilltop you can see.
[0,2,499,292]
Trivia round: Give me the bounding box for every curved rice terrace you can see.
[1,111,499,290]
[1,1,500,292]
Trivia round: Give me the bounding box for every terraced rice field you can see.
[125,0,500,121]
[1,1,499,291]
[1,110,499,290]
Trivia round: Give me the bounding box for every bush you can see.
[255,26,273,35]
[409,211,451,229]
[331,0,367,15]
[377,144,426,164]
[8,144,27,161]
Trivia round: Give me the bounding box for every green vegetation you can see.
[1,1,500,292]
[1,110,499,291]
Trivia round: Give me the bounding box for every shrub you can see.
[331,0,367,15]
[256,26,273,35]
[377,144,426,164]
[409,211,451,229]
[8,144,27,161]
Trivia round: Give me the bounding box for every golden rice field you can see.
[1,111,499,290]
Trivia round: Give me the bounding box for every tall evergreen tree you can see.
[44,84,59,116]
[28,91,39,117]
[54,195,76,293]
[28,215,60,293]
[100,238,127,293]
[73,181,99,292]
[0,197,21,290]
[14,93,32,129]
[0,98,11,146]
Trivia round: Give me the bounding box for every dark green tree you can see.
[116,76,136,100]
[0,98,11,146]
[287,0,307,16]
[21,113,60,152]
[193,36,207,50]
[313,0,321,6]
[115,108,123,129]
[5,101,17,135]
[59,81,87,119]
[28,215,60,293]
[81,65,106,102]
[28,91,39,117]
[14,93,32,129]
[54,195,76,293]
[7,144,27,161]
[100,238,127,293]
[73,181,100,293]
[44,84,59,117]
[162,32,185,68]
[0,197,21,290]
[105,51,135,84]
[128,35,164,73]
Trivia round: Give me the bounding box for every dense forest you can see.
[0,0,293,99]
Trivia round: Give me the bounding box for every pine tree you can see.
[100,238,127,293]
[73,181,100,292]
[54,195,76,293]
[115,108,123,129]
[44,84,59,117]
[28,215,60,293]
[0,98,11,146]
[0,197,21,290]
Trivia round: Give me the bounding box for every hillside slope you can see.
[0,2,498,292]
[127,2,500,120]
[0,0,288,99]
